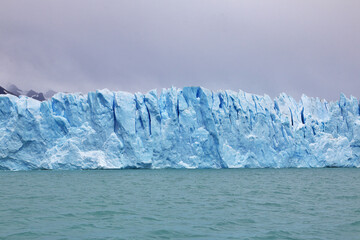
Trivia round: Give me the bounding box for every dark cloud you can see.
[0,0,359,100]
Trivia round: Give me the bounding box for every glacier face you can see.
[0,87,359,170]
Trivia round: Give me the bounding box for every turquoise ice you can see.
[0,87,359,170]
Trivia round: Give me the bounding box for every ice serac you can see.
[0,87,359,170]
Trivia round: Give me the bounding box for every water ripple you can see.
[0,168,359,239]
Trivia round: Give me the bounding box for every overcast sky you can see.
[0,0,359,100]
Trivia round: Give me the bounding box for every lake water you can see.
[0,169,359,240]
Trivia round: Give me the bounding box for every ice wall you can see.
[0,87,359,170]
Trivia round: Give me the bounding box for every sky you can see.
[0,0,359,100]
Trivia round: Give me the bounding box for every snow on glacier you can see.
[0,87,359,170]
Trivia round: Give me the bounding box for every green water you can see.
[0,169,359,240]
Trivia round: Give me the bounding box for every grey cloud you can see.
[0,0,359,100]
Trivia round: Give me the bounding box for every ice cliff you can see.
[0,87,359,170]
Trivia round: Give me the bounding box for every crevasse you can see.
[0,87,359,170]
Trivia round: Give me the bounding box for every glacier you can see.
[0,87,359,170]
